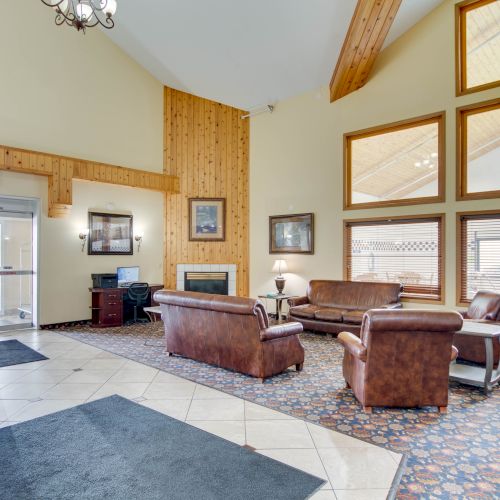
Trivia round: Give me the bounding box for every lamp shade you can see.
[272,259,288,275]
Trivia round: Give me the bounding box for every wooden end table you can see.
[258,294,295,324]
[449,320,500,395]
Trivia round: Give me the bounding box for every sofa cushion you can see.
[289,304,321,319]
[314,308,345,322]
[342,310,366,325]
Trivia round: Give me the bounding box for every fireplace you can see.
[184,272,229,296]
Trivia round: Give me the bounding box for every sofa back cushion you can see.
[307,280,402,309]
[154,290,268,374]
[467,291,500,321]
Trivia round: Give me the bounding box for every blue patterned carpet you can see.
[62,323,499,499]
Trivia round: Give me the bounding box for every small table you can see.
[143,306,162,322]
[449,320,500,395]
[258,294,295,324]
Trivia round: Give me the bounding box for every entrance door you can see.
[0,203,36,330]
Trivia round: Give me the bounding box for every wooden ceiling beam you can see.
[330,0,402,103]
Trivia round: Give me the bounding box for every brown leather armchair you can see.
[338,309,463,413]
[154,290,305,380]
[454,291,500,366]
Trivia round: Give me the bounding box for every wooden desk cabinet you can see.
[90,285,163,328]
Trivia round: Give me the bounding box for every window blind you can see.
[345,217,443,301]
[459,213,500,302]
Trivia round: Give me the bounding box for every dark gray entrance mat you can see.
[0,339,47,367]
[0,395,324,500]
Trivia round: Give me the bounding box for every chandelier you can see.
[41,1,118,33]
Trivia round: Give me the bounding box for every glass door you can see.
[0,210,34,330]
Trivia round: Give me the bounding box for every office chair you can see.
[125,282,150,324]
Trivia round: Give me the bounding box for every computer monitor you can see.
[117,266,139,285]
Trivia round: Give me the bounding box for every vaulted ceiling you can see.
[105,0,443,110]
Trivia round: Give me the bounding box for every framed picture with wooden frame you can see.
[189,198,226,241]
[269,213,314,254]
[88,212,133,255]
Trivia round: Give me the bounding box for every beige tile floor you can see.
[0,329,403,499]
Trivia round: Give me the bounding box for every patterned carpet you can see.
[62,323,499,499]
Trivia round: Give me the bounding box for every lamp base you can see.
[275,277,286,295]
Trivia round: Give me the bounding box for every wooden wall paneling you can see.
[163,87,249,296]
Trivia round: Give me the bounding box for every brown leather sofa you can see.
[338,309,463,413]
[454,291,500,366]
[154,290,305,380]
[288,280,402,335]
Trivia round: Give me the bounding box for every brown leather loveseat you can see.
[339,309,463,413]
[288,280,402,335]
[154,290,305,380]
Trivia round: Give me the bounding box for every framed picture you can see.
[88,212,133,255]
[269,213,314,254]
[189,198,225,241]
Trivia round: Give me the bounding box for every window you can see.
[456,0,500,95]
[344,113,445,210]
[344,215,444,302]
[457,98,500,200]
[457,211,500,304]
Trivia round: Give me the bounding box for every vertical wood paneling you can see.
[163,87,250,296]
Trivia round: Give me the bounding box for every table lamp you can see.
[272,259,288,294]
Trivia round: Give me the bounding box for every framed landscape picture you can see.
[88,212,133,255]
[269,213,314,254]
[189,198,225,241]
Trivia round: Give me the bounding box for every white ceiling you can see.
[105,0,443,110]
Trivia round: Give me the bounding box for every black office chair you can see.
[125,282,150,324]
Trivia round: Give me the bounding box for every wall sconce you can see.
[135,234,143,252]
[79,229,88,252]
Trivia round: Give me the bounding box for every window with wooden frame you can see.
[344,112,445,210]
[344,215,445,302]
[457,211,500,305]
[457,98,500,200]
[456,0,500,95]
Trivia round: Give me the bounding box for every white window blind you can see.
[345,217,443,301]
[459,213,500,302]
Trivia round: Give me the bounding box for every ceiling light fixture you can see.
[41,0,117,33]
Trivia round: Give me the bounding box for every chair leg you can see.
[296,363,304,372]
[257,377,265,384]
[438,406,447,414]
[345,382,351,389]
[363,406,373,414]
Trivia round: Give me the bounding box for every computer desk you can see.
[90,284,164,328]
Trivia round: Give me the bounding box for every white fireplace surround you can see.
[176,264,237,296]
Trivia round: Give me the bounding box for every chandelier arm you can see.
[40,0,65,6]
[89,0,109,13]
[54,10,77,27]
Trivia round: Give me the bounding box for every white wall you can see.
[249,0,500,309]
[0,2,165,324]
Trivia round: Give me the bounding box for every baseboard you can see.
[40,319,91,330]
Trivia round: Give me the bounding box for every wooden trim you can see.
[0,144,179,218]
[344,111,446,210]
[330,0,402,102]
[455,0,500,96]
[456,97,500,201]
[343,213,446,304]
[456,209,500,306]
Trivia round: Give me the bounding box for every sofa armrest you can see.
[338,331,367,362]
[260,322,303,341]
[380,302,402,310]
[288,296,309,307]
